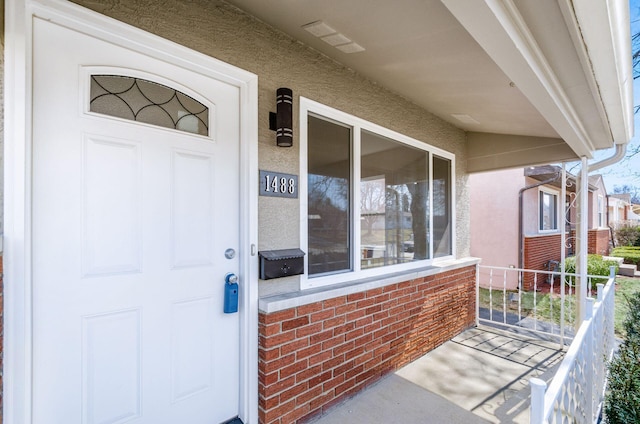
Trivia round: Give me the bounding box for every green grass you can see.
[479,276,640,338]
[479,288,576,327]
[614,276,640,339]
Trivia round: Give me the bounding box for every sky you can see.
[593,0,640,193]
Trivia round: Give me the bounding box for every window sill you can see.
[258,257,480,313]
[529,231,561,236]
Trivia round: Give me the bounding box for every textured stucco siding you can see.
[469,169,522,268]
[59,0,468,296]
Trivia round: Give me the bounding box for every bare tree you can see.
[613,185,640,204]
[360,178,386,237]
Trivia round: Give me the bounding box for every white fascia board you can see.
[441,0,596,157]
[568,0,633,144]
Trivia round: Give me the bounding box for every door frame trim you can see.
[4,1,259,422]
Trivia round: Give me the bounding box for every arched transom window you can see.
[90,75,209,136]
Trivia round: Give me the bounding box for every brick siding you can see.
[568,229,611,257]
[588,229,610,256]
[258,265,477,424]
[523,234,563,290]
[0,256,3,424]
[523,229,611,290]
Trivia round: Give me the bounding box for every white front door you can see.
[32,16,243,424]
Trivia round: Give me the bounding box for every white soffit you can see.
[224,0,632,156]
[225,0,558,139]
[441,0,593,157]
[441,0,632,154]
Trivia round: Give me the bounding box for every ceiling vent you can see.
[451,114,480,125]
[302,21,365,54]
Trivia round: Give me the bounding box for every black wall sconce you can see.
[269,87,293,147]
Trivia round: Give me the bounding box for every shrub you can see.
[611,246,640,268]
[605,291,640,423]
[613,223,640,247]
[563,254,618,289]
[623,291,640,341]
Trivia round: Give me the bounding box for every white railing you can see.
[529,268,616,424]
[477,265,609,346]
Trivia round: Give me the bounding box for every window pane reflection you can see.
[308,116,352,275]
[540,191,557,231]
[433,156,452,257]
[360,131,429,269]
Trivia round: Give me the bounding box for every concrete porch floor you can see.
[308,325,565,424]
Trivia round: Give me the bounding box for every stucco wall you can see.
[67,0,468,296]
[469,168,522,268]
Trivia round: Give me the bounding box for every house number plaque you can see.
[259,170,298,199]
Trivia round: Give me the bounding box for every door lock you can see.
[224,273,239,314]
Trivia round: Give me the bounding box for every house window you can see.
[598,195,605,228]
[303,99,454,287]
[90,75,209,136]
[359,130,430,269]
[598,195,607,228]
[307,116,352,275]
[539,189,558,231]
[433,155,452,257]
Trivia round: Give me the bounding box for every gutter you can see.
[573,143,628,323]
[518,172,561,270]
[587,143,627,173]
[586,143,628,250]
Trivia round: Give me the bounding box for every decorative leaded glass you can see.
[90,75,209,136]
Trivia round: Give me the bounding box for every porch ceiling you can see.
[224,0,633,168]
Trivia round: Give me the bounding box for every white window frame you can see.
[300,97,456,289]
[598,195,605,228]
[538,187,560,233]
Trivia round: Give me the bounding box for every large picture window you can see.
[303,99,454,287]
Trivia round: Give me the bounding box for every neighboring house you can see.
[470,166,611,290]
[587,174,612,256]
[608,193,640,247]
[632,204,640,222]
[608,193,640,227]
[608,193,631,228]
[3,1,633,424]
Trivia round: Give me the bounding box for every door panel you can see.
[32,17,241,424]
[171,150,215,268]
[82,136,142,276]
[82,309,142,424]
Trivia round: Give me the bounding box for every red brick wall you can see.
[523,234,563,290]
[589,229,610,256]
[258,265,477,424]
[568,229,611,256]
[523,229,612,291]
[0,256,3,424]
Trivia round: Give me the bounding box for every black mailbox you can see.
[258,248,305,280]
